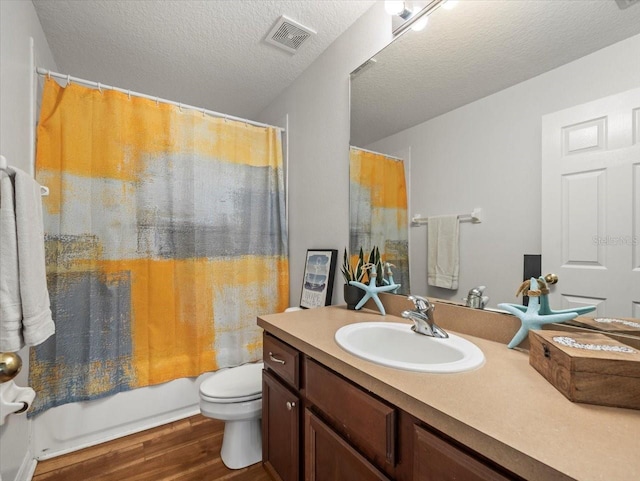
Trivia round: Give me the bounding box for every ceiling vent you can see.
[265,15,316,54]
[615,0,640,8]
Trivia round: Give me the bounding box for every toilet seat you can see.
[200,362,263,404]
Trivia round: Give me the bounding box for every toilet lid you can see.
[200,362,263,401]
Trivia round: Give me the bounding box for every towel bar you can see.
[0,155,49,196]
[412,207,482,226]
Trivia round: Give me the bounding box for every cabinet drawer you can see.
[263,333,300,389]
[305,358,396,467]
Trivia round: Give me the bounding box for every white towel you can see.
[0,166,54,351]
[427,215,460,290]
[0,171,22,350]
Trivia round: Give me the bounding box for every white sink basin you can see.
[334,322,485,373]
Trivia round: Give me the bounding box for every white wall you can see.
[0,2,57,479]
[368,34,640,308]
[258,3,391,306]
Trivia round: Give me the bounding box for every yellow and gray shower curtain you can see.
[29,78,288,416]
[350,147,409,294]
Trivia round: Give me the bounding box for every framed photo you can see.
[300,249,338,309]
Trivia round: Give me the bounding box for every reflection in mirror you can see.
[350,0,640,328]
[349,147,410,295]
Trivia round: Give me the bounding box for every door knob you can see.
[0,352,23,383]
[286,401,296,411]
[544,273,558,285]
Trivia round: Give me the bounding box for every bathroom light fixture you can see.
[388,0,445,36]
[385,1,412,19]
[441,0,458,10]
[410,15,429,31]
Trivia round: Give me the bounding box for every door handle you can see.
[544,273,558,285]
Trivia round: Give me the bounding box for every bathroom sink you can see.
[334,322,484,373]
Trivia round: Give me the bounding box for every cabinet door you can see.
[305,409,391,481]
[413,425,513,481]
[263,370,300,481]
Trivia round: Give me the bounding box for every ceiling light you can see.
[385,1,413,19]
[385,1,406,16]
[441,0,458,10]
[410,16,429,31]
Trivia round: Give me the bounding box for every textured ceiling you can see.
[351,0,640,146]
[32,0,375,121]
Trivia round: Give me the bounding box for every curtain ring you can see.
[155,97,159,106]
[97,82,102,94]
[202,108,206,118]
[178,103,183,112]
[47,70,51,79]
[67,74,71,86]
[127,90,131,100]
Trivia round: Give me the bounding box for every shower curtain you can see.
[350,147,409,294]
[29,78,288,416]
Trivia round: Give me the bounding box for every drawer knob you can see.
[268,352,286,365]
[286,401,296,411]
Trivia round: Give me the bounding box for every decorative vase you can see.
[344,284,364,310]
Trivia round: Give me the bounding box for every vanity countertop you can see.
[257,305,640,481]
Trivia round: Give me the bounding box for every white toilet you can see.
[199,361,264,469]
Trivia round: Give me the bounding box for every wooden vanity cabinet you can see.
[262,332,520,481]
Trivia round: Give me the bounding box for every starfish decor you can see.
[498,278,580,349]
[382,262,400,294]
[509,277,596,316]
[349,264,400,316]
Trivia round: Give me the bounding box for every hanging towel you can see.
[427,215,460,290]
[0,166,54,351]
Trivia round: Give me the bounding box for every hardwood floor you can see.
[32,415,272,481]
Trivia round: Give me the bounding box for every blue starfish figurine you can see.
[498,278,579,349]
[510,276,596,316]
[382,262,400,294]
[349,263,400,316]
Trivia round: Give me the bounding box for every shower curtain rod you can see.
[350,146,404,162]
[36,68,285,132]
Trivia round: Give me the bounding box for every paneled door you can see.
[541,88,640,317]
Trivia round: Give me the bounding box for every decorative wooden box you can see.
[529,330,640,410]
[569,316,640,335]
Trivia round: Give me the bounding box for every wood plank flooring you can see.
[32,415,272,481]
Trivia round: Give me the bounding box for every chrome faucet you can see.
[463,286,489,309]
[402,295,449,338]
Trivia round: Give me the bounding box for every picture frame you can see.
[300,249,338,309]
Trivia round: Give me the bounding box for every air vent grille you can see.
[615,0,640,9]
[265,15,316,54]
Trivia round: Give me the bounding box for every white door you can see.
[541,88,640,318]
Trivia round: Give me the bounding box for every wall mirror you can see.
[349,0,640,333]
